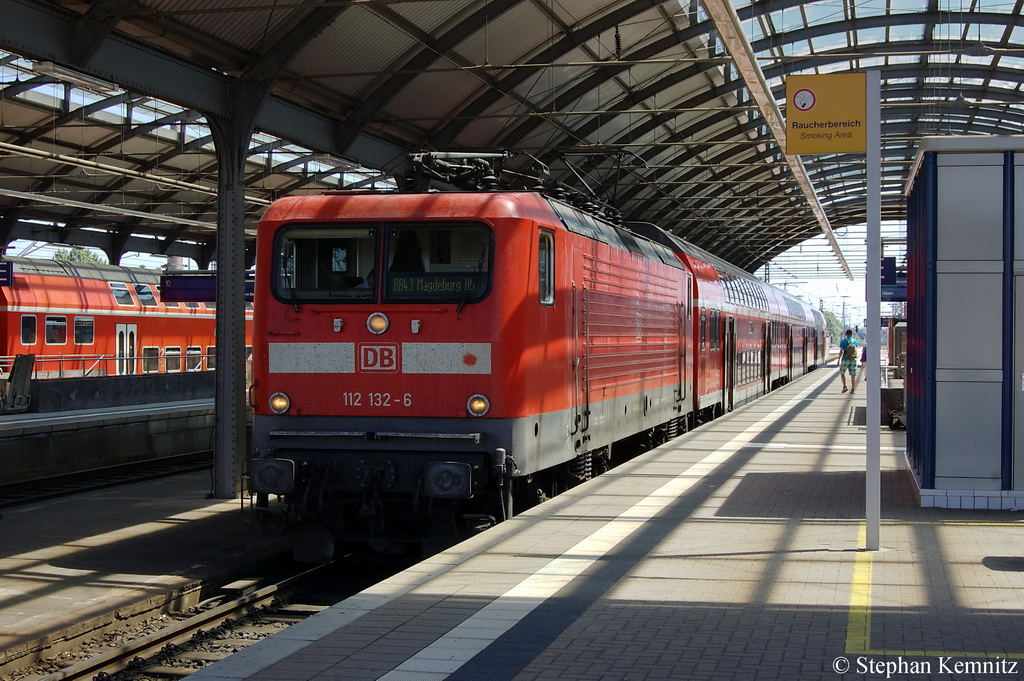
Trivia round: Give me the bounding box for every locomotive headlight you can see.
[367,312,389,335]
[268,392,291,414]
[467,394,490,417]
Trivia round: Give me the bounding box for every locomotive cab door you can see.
[116,323,137,375]
[571,270,590,436]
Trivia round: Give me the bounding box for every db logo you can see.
[359,344,399,372]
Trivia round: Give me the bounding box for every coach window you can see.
[142,347,160,373]
[186,346,202,371]
[45,316,67,345]
[538,231,555,306]
[74,317,95,345]
[165,347,182,372]
[384,224,491,304]
[700,309,707,351]
[206,346,216,370]
[134,284,158,307]
[21,315,37,345]
[110,282,135,306]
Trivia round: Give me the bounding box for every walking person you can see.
[838,329,859,394]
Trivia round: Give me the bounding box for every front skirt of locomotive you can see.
[248,413,519,556]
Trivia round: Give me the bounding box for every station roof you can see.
[0,0,1022,275]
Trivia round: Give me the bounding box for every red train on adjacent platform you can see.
[0,257,246,379]
[245,154,826,559]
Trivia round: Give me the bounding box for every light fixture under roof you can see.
[31,61,118,95]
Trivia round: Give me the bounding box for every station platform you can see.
[189,368,1024,681]
[0,470,286,671]
[0,399,220,486]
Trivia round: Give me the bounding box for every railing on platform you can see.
[0,352,218,379]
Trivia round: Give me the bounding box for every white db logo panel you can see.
[359,343,399,372]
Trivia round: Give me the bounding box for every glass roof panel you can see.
[975,24,1007,42]
[820,61,856,73]
[932,23,968,41]
[890,0,930,12]
[811,35,852,52]
[889,25,925,41]
[887,55,922,65]
[801,2,845,27]
[768,9,806,33]
[856,28,888,45]
[747,17,766,42]
[857,57,888,68]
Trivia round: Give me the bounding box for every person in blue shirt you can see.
[838,329,859,394]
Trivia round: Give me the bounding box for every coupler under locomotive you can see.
[247,447,514,561]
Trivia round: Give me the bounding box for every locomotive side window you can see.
[539,231,555,306]
[206,346,216,370]
[74,317,95,345]
[110,282,135,306]
[134,284,158,307]
[142,347,161,373]
[45,316,67,345]
[384,224,491,304]
[275,226,377,303]
[20,315,36,345]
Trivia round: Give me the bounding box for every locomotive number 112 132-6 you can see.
[342,392,413,407]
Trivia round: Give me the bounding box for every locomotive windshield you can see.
[383,224,491,304]
[273,222,491,305]
[275,225,378,302]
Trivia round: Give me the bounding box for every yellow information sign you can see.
[785,73,867,154]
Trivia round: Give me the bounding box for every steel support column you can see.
[207,80,266,499]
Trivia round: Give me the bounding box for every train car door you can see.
[724,316,735,411]
[786,324,794,383]
[116,323,137,375]
[763,322,771,394]
[676,275,692,407]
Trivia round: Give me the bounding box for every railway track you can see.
[0,452,212,509]
[10,556,410,681]
[24,562,327,681]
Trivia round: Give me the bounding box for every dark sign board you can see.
[160,273,217,302]
[160,273,255,303]
[881,257,897,286]
[881,274,907,302]
[0,260,12,287]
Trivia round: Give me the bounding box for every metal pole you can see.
[866,71,882,550]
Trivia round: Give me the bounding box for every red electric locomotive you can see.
[246,154,825,560]
[0,256,248,378]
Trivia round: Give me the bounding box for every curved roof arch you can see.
[0,0,1021,276]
